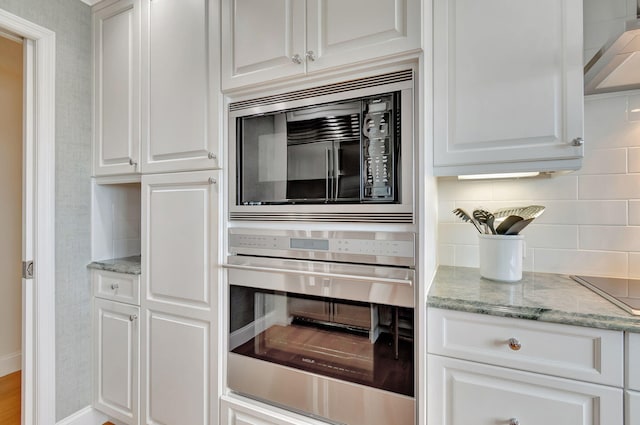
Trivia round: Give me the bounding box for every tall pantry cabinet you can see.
[91,0,221,424]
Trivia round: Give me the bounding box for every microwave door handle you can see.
[325,147,331,202]
[334,143,340,200]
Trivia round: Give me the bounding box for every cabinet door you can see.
[141,171,218,425]
[306,0,420,72]
[428,355,623,425]
[94,298,139,425]
[141,171,218,312]
[93,0,140,177]
[221,0,306,90]
[145,311,210,425]
[433,0,584,175]
[141,0,219,173]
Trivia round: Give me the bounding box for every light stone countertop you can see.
[87,255,141,275]
[428,266,640,333]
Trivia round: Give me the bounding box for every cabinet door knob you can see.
[291,54,303,64]
[508,337,522,351]
[509,419,520,425]
[208,152,217,160]
[570,137,584,146]
[111,283,119,290]
[129,158,137,167]
[129,314,138,322]
[208,177,217,185]
[305,50,316,62]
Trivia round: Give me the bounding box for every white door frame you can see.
[0,8,56,425]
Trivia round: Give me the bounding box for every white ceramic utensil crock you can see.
[478,234,524,282]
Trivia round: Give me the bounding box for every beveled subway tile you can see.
[534,249,628,277]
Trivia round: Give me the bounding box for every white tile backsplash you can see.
[630,201,640,226]
[438,92,640,277]
[629,148,640,173]
[579,175,640,199]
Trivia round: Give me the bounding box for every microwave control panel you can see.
[362,94,395,201]
[229,230,415,266]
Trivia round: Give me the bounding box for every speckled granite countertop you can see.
[428,266,640,333]
[87,255,141,275]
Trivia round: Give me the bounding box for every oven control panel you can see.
[229,229,415,267]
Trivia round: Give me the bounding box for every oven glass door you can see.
[229,285,414,397]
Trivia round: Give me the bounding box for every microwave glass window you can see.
[236,93,400,205]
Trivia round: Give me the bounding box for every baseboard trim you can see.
[0,351,21,377]
[56,406,109,425]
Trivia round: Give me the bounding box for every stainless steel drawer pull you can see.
[208,152,217,160]
[129,314,137,322]
[291,54,303,64]
[508,337,522,351]
[111,283,119,290]
[509,418,520,425]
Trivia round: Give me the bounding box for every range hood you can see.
[584,0,640,95]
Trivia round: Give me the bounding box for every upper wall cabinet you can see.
[93,0,220,179]
[140,0,220,173]
[433,0,585,176]
[221,0,421,91]
[93,0,140,178]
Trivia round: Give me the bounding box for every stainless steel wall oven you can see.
[225,228,416,425]
[228,69,415,223]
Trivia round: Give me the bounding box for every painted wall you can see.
[0,34,22,377]
[0,0,92,419]
[438,91,640,277]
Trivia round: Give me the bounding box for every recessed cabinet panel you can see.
[433,0,584,174]
[428,356,623,425]
[307,0,418,71]
[143,172,217,309]
[222,0,306,89]
[142,0,218,173]
[94,298,139,425]
[93,0,139,177]
[221,0,419,90]
[628,333,640,390]
[147,312,209,425]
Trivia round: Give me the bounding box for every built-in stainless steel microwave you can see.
[228,69,415,223]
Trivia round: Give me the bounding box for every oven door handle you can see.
[222,263,413,286]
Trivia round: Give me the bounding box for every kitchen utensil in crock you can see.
[495,215,523,234]
[473,209,496,234]
[452,208,483,233]
[504,217,535,235]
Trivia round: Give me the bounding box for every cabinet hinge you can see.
[22,260,34,279]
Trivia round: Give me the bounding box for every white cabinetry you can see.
[627,333,640,425]
[141,171,219,425]
[92,270,140,425]
[221,395,329,425]
[432,0,585,176]
[221,0,421,90]
[427,308,624,425]
[140,0,219,173]
[92,0,220,178]
[92,0,140,177]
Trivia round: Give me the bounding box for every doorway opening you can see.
[0,7,56,425]
[0,29,24,425]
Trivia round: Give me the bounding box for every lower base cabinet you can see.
[428,355,623,425]
[221,395,328,425]
[93,298,140,425]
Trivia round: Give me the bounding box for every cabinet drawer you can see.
[627,333,640,390]
[221,395,328,425]
[428,355,623,425]
[93,269,140,305]
[428,308,623,386]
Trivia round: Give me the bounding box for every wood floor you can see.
[0,371,20,425]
